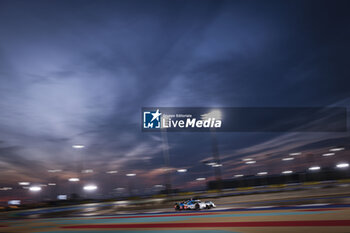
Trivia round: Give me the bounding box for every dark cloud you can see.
[0,0,349,194]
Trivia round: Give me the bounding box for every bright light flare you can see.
[106,170,118,174]
[206,162,217,166]
[68,178,80,182]
[48,183,56,186]
[212,164,223,167]
[18,182,30,186]
[330,147,345,152]
[289,152,301,156]
[242,158,253,161]
[196,177,206,181]
[72,145,85,149]
[322,153,335,157]
[336,163,349,168]
[282,157,294,161]
[257,172,268,175]
[81,169,94,173]
[282,170,293,174]
[177,169,187,173]
[234,174,244,178]
[126,173,136,176]
[83,184,98,191]
[246,161,256,164]
[29,186,42,192]
[309,166,321,171]
[48,169,62,173]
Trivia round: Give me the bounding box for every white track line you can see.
[296,203,330,207]
[249,206,276,209]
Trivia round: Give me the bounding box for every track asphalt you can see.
[1,204,350,233]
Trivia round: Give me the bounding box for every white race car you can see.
[174,199,216,210]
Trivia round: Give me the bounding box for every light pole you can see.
[29,185,42,202]
[68,177,80,199]
[161,126,172,195]
[126,173,136,197]
[282,154,296,183]
[195,178,206,190]
[48,169,61,200]
[72,144,85,197]
[114,187,126,197]
[308,166,321,182]
[106,170,118,198]
[336,162,349,178]
[245,160,256,176]
[201,110,222,191]
[83,184,98,199]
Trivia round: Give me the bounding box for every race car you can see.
[174,199,216,210]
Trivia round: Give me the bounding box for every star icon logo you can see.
[150,109,162,122]
[143,109,162,129]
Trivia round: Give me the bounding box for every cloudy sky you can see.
[0,0,349,195]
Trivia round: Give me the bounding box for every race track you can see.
[1,204,350,233]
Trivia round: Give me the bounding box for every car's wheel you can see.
[210,204,214,208]
[195,204,200,210]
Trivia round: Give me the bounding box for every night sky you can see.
[0,0,350,196]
